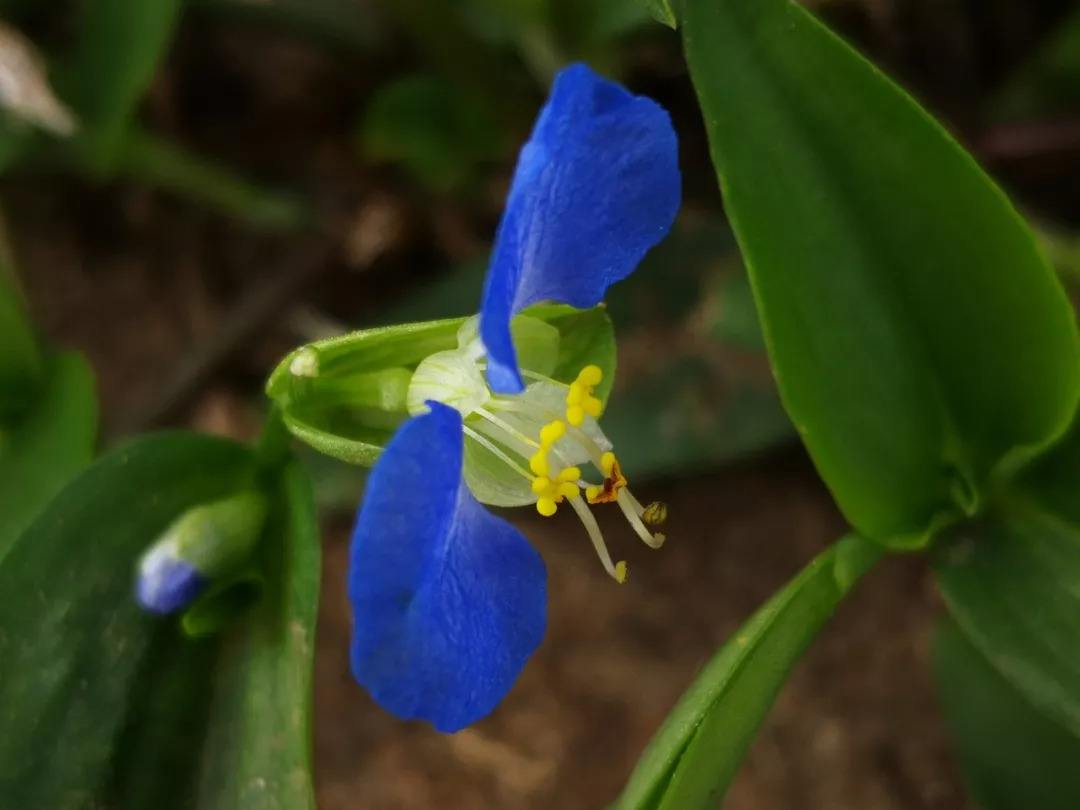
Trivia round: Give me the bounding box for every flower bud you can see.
[135,490,269,615]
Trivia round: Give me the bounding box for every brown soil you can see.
[313,454,970,810]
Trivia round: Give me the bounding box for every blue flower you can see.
[349,63,680,731]
[136,549,206,614]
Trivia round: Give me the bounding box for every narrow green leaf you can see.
[681,0,1080,546]
[0,352,96,561]
[0,433,319,809]
[934,618,1080,810]
[60,0,183,171]
[616,534,881,809]
[934,506,1080,739]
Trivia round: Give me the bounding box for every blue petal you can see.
[480,62,681,392]
[349,401,547,732]
[136,550,206,614]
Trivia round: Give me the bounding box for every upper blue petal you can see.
[349,401,547,732]
[480,62,681,393]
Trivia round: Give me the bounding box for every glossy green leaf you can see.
[268,305,615,466]
[934,504,1080,738]
[0,433,319,809]
[681,0,1080,546]
[60,0,183,171]
[616,534,881,810]
[934,618,1080,810]
[0,352,97,561]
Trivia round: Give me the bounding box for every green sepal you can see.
[151,489,269,579]
[180,568,264,639]
[266,304,615,467]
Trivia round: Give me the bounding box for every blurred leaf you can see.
[0,257,43,415]
[0,433,319,809]
[58,0,182,172]
[934,505,1080,739]
[0,352,96,561]
[934,617,1080,810]
[642,0,677,29]
[617,534,881,810]
[994,5,1080,122]
[360,74,507,192]
[681,0,1080,547]
[118,127,309,229]
[188,0,382,56]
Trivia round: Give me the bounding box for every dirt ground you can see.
[312,453,969,810]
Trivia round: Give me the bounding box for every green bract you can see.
[266,304,615,469]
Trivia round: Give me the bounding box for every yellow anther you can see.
[600,452,617,477]
[578,365,603,387]
[533,463,581,517]
[539,420,565,446]
[558,482,581,500]
[614,560,629,584]
[585,484,603,501]
[529,451,549,478]
[565,365,604,425]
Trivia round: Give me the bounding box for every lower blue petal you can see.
[480,62,681,392]
[349,401,547,732]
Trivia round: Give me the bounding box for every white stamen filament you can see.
[568,494,627,583]
[616,489,665,549]
[474,407,540,450]
[462,425,533,481]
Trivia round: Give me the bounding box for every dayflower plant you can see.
[347,63,680,730]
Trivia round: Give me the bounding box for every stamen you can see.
[566,364,605,426]
[568,495,628,584]
[616,489,665,549]
[474,407,540,450]
[462,425,533,481]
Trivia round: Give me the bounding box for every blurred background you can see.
[6,0,1080,807]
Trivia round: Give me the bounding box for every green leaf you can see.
[680,0,1080,547]
[0,352,97,561]
[616,534,881,810]
[641,0,676,28]
[59,0,183,172]
[268,305,615,466]
[934,617,1080,810]
[360,73,507,192]
[0,433,319,809]
[0,267,43,417]
[933,504,1080,739]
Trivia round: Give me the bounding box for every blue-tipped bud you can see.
[135,490,269,616]
[136,545,206,614]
